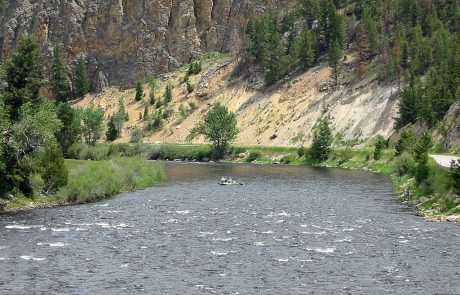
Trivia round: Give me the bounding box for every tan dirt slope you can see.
[74,56,399,147]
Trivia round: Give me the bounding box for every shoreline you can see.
[0,157,165,215]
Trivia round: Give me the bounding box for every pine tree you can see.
[106,116,118,141]
[413,133,432,183]
[362,8,379,55]
[56,102,81,157]
[310,115,334,161]
[107,96,129,141]
[41,143,68,194]
[319,0,344,50]
[297,0,319,29]
[329,39,342,85]
[373,135,387,160]
[135,81,144,102]
[164,84,173,104]
[51,45,71,103]
[297,28,316,70]
[4,34,45,120]
[396,77,420,128]
[394,129,417,156]
[75,56,89,98]
[143,105,149,120]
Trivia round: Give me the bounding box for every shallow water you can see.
[0,163,459,294]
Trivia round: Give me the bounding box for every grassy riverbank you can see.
[2,157,165,212]
[6,141,456,221]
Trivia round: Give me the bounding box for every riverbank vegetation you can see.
[3,157,165,212]
[0,35,165,211]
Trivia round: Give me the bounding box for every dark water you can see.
[1,163,459,295]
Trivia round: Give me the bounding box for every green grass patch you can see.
[57,157,165,204]
[3,157,165,211]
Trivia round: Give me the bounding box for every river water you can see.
[0,163,459,294]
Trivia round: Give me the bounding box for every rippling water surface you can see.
[1,163,459,294]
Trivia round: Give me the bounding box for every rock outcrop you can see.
[0,0,295,89]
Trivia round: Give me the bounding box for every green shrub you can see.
[156,144,213,161]
[373,135,387,160]
[336,147,353,165]
[450,159,460,194]
[130,128,144,143]
[189,102,198,110]
[246,151,262,162]
[188,60,203,75]
[229,146,246,155]
[281,155,295,164]
[297,146,308,158]
[186,81,194,93]
[394,152,416,176]
[365,153,371,162]
[179,104,188,119]
[41,144,68,194]
[68,142,111,161]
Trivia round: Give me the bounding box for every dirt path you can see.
[430,155,460,168]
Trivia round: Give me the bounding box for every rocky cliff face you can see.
[0,0,294,90]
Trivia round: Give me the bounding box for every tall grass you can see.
[68,142,214,161]
[57,157,165,203]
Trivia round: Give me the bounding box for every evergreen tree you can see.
[1,35,66,196]
[296,28,316,70]
[328,39,342,85]
[106,97,128,141]
[51,45,71,103]
[4,35,45,120]
[106,116,118,141]
[297,0,319,29]
[319,0,344,50]
[164,84,173,104]
[56,102,81,157]
[373,135,387,160]
[135,81,144,102]
[143,105,149,120]
[413,133,432,183]
[75,56,89,98]
[310,115,334,161]
[41,143,68,194]
[362,8,379,55]
[396,77,420,128]
[394,129,417,156]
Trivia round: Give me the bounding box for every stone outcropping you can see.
[0,0,295,89]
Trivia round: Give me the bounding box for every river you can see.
[0,163,459,294]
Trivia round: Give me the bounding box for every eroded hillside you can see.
[75,54,399,147]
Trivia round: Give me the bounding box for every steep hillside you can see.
[0,0,295,89]
[75,54,399,147]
